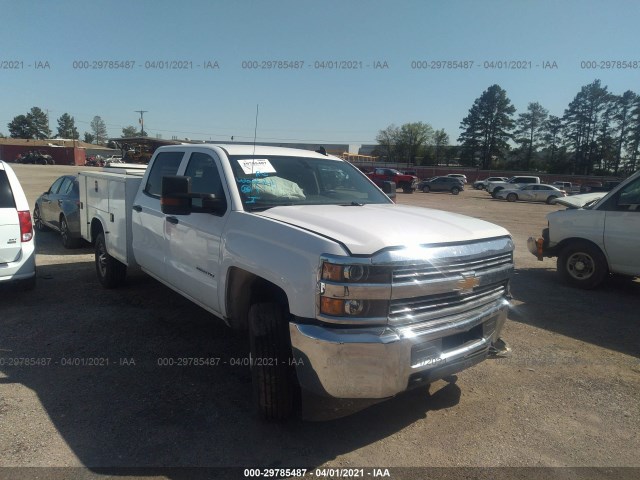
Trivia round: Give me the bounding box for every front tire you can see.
[557,241,608,289]
[546,195,558,204]
[95,232,126,288]
[451,187,460,195]
[249,303,297,420]
[506,193,517,202]
[422,186,430,193]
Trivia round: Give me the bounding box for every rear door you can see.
[131,150,185,279]
[0,168,21,263]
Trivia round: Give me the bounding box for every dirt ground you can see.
[0,164,638,479]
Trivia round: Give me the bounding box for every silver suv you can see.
[0,160,36,289]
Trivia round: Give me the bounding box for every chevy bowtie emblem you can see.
[457,273,479,292]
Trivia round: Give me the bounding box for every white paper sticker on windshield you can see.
[237,158,276,175]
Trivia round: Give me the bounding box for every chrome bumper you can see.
[290,301,508,400]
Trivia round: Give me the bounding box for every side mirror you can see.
[381,180,396,202]
[161,176,192,215]
[161,175,227,215]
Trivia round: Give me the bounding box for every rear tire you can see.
[33,206,48,232]
[95,232,126,288]
[249,302,297,420]
[557,241,608,289]
[60,216,81,249]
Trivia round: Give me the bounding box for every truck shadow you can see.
[0,262,461,473]
[508,267,640,358]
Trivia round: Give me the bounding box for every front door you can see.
[164,151,228,314]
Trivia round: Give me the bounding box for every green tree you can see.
[514,102,548,170]
[83,132,95,144]
[458,85,515,169]
[8,115,32,138]
[56,113,79,139]
[122,125,139,137]
[433,129,450,165]
[90,116,108,145]
[562,79,610,174]
[396,122,433,164]
[27,107,51,139]
[624,95,640,173]
[611,90,637,174]
[375,124,400,162]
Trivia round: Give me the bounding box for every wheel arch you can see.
[555,237,609,266]
[90,217,105,245]
[225,267,290,332]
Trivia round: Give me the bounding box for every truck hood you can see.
[256,204,509,255]
[552,192,605,209]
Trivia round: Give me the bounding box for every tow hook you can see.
[488,338,511,358]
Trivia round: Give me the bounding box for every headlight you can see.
[320,261,390,284]
[319,261,391,320]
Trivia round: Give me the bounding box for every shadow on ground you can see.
[0,261,461,473]
[509,267,640,358]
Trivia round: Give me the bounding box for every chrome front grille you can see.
[387,238,513,327]
[393,252,513,283]
[390,283,507,326]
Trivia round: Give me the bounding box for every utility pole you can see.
[135,110,148,136]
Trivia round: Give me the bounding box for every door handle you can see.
[166,216,179,225]
[132,205,142,212]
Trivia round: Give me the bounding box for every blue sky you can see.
[2,0,640,148]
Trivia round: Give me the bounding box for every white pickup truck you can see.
[79,144,514,420]
[528,170,640,288]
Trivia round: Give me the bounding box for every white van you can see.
[0,160,36,289]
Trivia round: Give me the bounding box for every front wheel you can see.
[95,232,126,288]
[546,195,558,204]
[557,241,608,289]
[402,186,414,194]
[422,186,430,193]
[506,193,517,202]
[451,187,460,195]
[249,303,297,420]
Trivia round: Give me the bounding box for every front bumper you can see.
[289,301,508,401]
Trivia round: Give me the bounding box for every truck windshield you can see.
[229,155,392,211]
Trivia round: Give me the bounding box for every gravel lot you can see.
[1,164,638,479]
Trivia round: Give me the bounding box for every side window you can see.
[143,151,184,197]
[184,152,227,213]
[616,178,640,211]
[58,177,73,195]
[0,171,16,208]
[49,177,65,194]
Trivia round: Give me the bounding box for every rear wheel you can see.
[95,232,126,288]
[33,206,48,231]
[249,302,297,420]
[60,216,81,249]
[557,241,608,289]
[506,193,517,202]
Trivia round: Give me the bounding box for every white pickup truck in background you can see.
[79,144,514,420]
[528,170,640,289]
